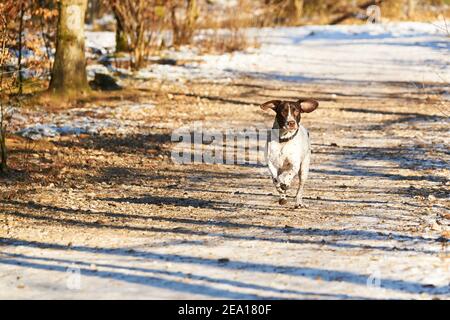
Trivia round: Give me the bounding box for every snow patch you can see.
[16,103,156,140]
[85,31,116,54]
[132,22,450,84]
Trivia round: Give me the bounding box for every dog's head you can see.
[260,99,318,131]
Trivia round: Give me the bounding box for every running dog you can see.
[260,99,319,208]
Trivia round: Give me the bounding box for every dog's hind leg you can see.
[295,152,310,209]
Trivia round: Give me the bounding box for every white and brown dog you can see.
[261,99,319,208]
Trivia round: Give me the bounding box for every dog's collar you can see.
[279,129,299,143]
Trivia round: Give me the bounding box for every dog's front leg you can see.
[268,161,288,204]
[268,161,282,191]
[278,165,299,190]
[277,163,300,205]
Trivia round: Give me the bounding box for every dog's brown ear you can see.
[297,99,318,113]
[260,100,280,111]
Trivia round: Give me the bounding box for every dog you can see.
[260,99,319,208]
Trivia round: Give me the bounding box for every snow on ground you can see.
[3,22,450,300]
[16,22,449,139]
[84,21,449,84]
[85,31,116,55]
[15,103,155,140]
[203,22,449,84]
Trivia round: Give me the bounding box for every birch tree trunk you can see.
[49,0,89,96]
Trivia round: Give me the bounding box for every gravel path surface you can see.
[1,24,449,299]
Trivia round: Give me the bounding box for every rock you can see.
[89,73,121,91]
[155,58,177,66]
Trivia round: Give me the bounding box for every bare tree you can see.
[17,1,25,94]
[109,0,164,70]
[407,0,416,18]
[86,0,101,24]
[49,0,89,96]
[170,0,199,46]
[0,1,20,172]
[266,0,304,25]
[287,0,304,24]
[0,103,7,172]
[114,12,129,52]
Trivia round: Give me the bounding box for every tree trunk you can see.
[287,0,303,24]
[0,127,6,173]
[49,0,89,96]
[170,4,180,45]
[268,0,303,25]
[407,0,416,19]
[115,13,129,52]
[172,0,198,46]
[17,2,25,95]
[330,0,383,25]
[86,0,101,24]
[186,0,198,36]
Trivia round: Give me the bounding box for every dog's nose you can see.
[287,121,296,127]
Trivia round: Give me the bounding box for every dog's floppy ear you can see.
[260,100,280,111]
[297,99,318,113]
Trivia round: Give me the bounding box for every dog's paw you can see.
[272,178,282,188]
[294,202,309,209]
[279,198,288,205]
[274,181,289,193]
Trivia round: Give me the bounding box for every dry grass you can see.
[257,0,450,25]
[195,29,259,54]
[193,3,260,54]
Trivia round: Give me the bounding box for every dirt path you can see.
[1,75,449,299]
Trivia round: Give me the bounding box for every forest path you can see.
[1,77,449,299]
[1,22,449,299]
